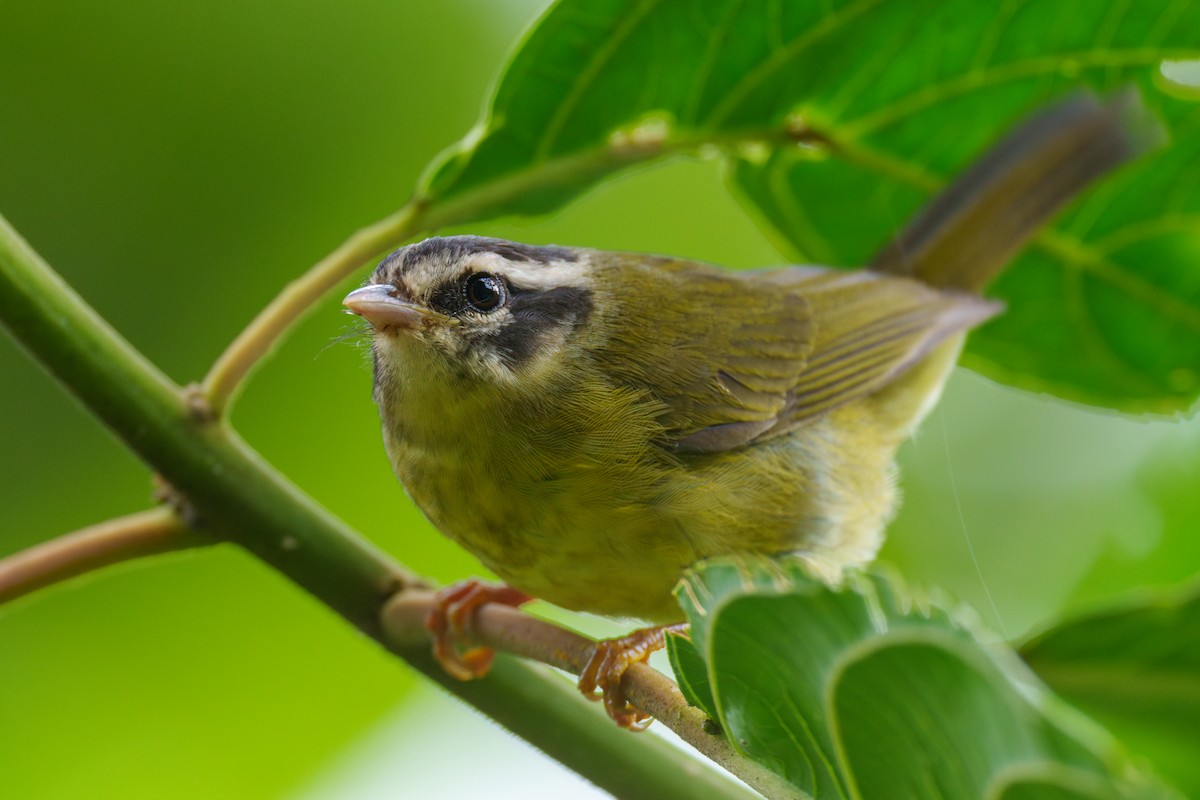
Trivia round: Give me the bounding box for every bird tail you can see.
[870,91,1159,292]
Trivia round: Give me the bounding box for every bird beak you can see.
[343,284,439,330]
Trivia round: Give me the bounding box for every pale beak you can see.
[343,284,436,330]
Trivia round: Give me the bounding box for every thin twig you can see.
[0,508,202,604]
[201,200,424,414]
[382,590,804,800]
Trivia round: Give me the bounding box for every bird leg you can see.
[578,622,690,730]
[425,579,532,680]
[428,585,689,731]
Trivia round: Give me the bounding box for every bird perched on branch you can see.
[345,91,1151,728]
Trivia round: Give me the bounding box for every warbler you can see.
[345,92,1150,727]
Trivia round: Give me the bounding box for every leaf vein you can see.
[533,0,662,162]
[846,47,1200,137]
[969,0,1027,73]
[1091,213,1200,254]
[705,0,886,128]
[681,0,748,125]
[1043,229,1200,335]
[766,156,838,263]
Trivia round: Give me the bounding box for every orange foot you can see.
[578,622,690,730]
[426,579,532,681]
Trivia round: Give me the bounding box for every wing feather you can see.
[592,255,998,453]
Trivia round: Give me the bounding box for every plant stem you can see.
[0,508,201,604]
[0,213,408,632]
[202,200,424,414]
[0,213,768,800]
[385,591,805,800]
[402,646,766,800]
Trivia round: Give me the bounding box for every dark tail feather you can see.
[871,90,1159,292]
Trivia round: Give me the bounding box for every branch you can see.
[0,213,766,800]
[383,591,804,800]
[202,201,423,414]
[0,508,201,604]
[0,212,409,631]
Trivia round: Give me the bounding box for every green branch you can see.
[202,200,425,414]
[0,213,406,632]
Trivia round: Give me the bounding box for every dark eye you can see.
[464,273,506,313]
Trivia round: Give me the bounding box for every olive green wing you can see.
[599,257,998,454]
[597,256,814,451]
[764,267,1000,430]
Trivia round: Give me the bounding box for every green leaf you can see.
[721,3,1200,414]
[667,629,719,721]
[1021,585,1200,797]
[420,0,1200,413]
[672,557,1179,800]
[417,0,805,220]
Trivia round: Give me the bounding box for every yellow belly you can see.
[388,403,896,622]
[384,339,962,622]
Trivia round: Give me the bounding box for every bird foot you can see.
[578,622,690,730]
[425,579,531,681]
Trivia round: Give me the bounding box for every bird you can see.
[344,91,1150,728]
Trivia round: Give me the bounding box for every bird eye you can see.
[464,273,506,313]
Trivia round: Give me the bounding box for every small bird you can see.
[345,92,1149,728]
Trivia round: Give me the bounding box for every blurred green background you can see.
[1,2,1197,798]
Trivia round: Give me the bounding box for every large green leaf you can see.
[418,0,1200,413]
[724,4,1200,414]
[669,557,1179,800]
[1021,585,1200,797]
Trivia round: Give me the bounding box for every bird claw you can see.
[427,585,689,732]
[578,623,690,731]
[425,579,531,681]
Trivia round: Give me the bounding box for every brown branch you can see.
[381,590,804,800]
[0,507,205,604]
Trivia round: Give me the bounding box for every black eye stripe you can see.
[485,286,594,367]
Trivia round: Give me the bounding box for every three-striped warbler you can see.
[345,91,1153,728]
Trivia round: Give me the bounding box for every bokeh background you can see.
[2,1,1197,797]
